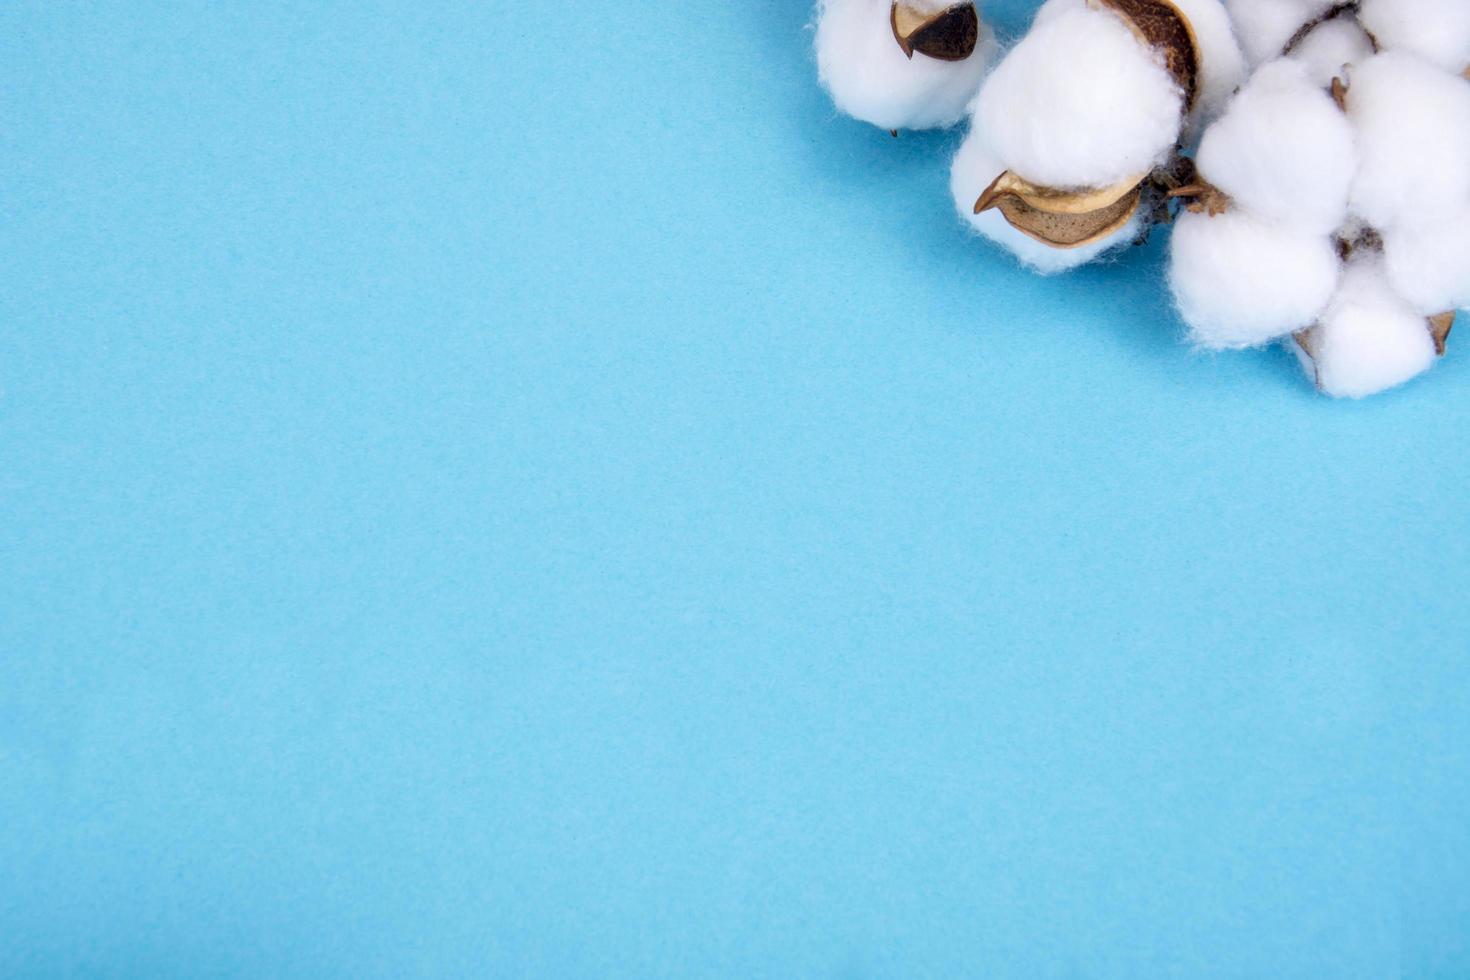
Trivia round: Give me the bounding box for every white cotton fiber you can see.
[1286,17,1377,87]
[1225,0,1337,67]
[1383,207,1470,314]
[1346,51,1470,232]
[974,3,1183,189]
[1305,257,1438,398]
[815,0,993,131]
[1169,0,1248,123]
[1195,59,1356,234]
[1170,209,1341,348]
[949,124,1138,273]
[1358,0,1470,74]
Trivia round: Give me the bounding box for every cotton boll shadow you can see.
[937,224,1201,375]
[1044,233,1186,356]
[1259,340,1321,396]
[1176,340,1317,403]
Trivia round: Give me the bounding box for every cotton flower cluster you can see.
[812,0,1470,398]
[1171,0,1470,397]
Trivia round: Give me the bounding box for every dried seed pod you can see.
[974,171,1146,216]
[1293,326,1319,359]
[890,3,979,61]
[1430,310,1456,356]
[973,171,1144,248]
[1293,326,1323,389]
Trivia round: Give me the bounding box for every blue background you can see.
[3,1,1469,976]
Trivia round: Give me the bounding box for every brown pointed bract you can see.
[1330,76,1349,111]
[1294,328,1318,359]
[1166,181,1230,216]
[1430,311,1456,356]
[1294,328,1323,389]
[976,171,1145,215]
[1088,0,1201,110]
[975,171,1144,248]
[890,3,979,62]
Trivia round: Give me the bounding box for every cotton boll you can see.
[1169,0,1248,123]
[974,5,1183,189]
[1304,257,1438,398]
[1359,0,1470,74]
[1195,59,1356,234]
[950,124,1139,273]
[1383,207,1470,314]
[1225,0,1336,67]
[815,0,994,131]
[1286,17,1377,87]
[1347,51,1470,232]
[1170,209,1341,348]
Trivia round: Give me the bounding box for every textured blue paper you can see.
[3,1,1469,976]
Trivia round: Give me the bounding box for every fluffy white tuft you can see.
[815,0,994,131]
[1225,0,1337,67]
[1346,51,1470,232]
[1169,0,1248,124]
[1303,257,1439,398]
[1195,59,1356,234]
[1383,206,1470,314]
[974,2,1182,188]
[949,124,1139,273]
[1286,17,1377,87]
[1169,209,1341,348]
[1358,0,1470,74]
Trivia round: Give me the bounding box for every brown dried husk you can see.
[1292,328,1324,390]
[890,3,979,62]
[1431,311,1456,356]
[975,172,1143,248]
